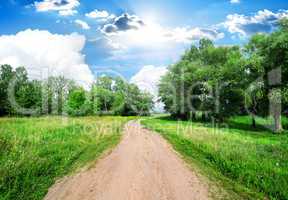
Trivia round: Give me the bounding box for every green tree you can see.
[91,76,153,116]
[0,67,153,117]
[42,76,75,115]
[66,88,91,116]
[0,64,14,115]
[0,66,42,116]
[13,80,42,116]
[159,39,245,121]
[91,76,115,114]
[246,18,288,132]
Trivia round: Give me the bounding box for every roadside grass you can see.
[0,116,132,200]
[141,115,288,200]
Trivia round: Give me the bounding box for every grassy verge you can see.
[141,116,288,200]
[0,116,132,200]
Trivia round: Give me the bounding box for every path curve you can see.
[44,121,210,200]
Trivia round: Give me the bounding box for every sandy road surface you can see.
[44,121,210,200]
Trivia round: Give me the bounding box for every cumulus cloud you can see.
[85,9,115,21]
[93,37,124,50]
[101,13,145,35]
[131,65,168,112]
[87,37,125,59]
[74,19,90,30]
[0,29,94,88]
[59,9,77,16]
[104,24,224,50]
[92,12,224,65]
[100,12,224,51]
[224,9,288,36]
[97,12,224,64]
[35,0,80,16]
[165,27,224,43]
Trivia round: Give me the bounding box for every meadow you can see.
[141,116,288,200]
[0,116,133,200]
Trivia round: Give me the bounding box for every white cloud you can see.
[59,9,78,16]
[131,65,168,112]
[230,0,240,4]
[101,13,145,34]
[86,9,112,19]
[224,9,288,36]
[35,0,80,16]
[98,13,224,67]
[101,13,224,49]
[0,29,94,88]
[165,27,225,43]
[105,24,224,51]
[96,37,125,50]
[74,19,90,30]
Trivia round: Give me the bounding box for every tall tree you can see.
[0,65,14,116]
[43,76,75,115]
[91,76,115,114]
[246,19,288,132]
[159,39,244,121]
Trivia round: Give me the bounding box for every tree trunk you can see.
[273,114,283,133]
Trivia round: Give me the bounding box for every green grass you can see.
[0,116,133,200]
[141,116,288,200]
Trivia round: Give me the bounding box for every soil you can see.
[44,121,210,200]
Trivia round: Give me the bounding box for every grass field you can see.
[141,116,288,200]
[0,116,133,200]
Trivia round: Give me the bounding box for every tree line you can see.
[159,19,288,132]
[0,65,153,117]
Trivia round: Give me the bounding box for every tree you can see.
[123,84,153,116]
[0,66,153,117]
[91,76,115,114]
[159,19,288,131]
[245,19,288,132]
[159,39,245,121]
[0,65,42,116]
[92,86,115,114]
[91,76,153,116]
[66,88,91,116]
[0,65,15,115]
[13,80,42,116]
[42,76,75,115]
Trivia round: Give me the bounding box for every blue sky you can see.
[0,0,287,86]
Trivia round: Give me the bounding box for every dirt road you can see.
[44,121,210,200]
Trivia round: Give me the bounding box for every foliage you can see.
[159,38,246,121]
[0,65,43,116]
[66,88,91,116]
[245,19,288,131]
[91,76,153,116]
[42,76,76,115]
[159,19,288,132]
[0,66,152,117]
